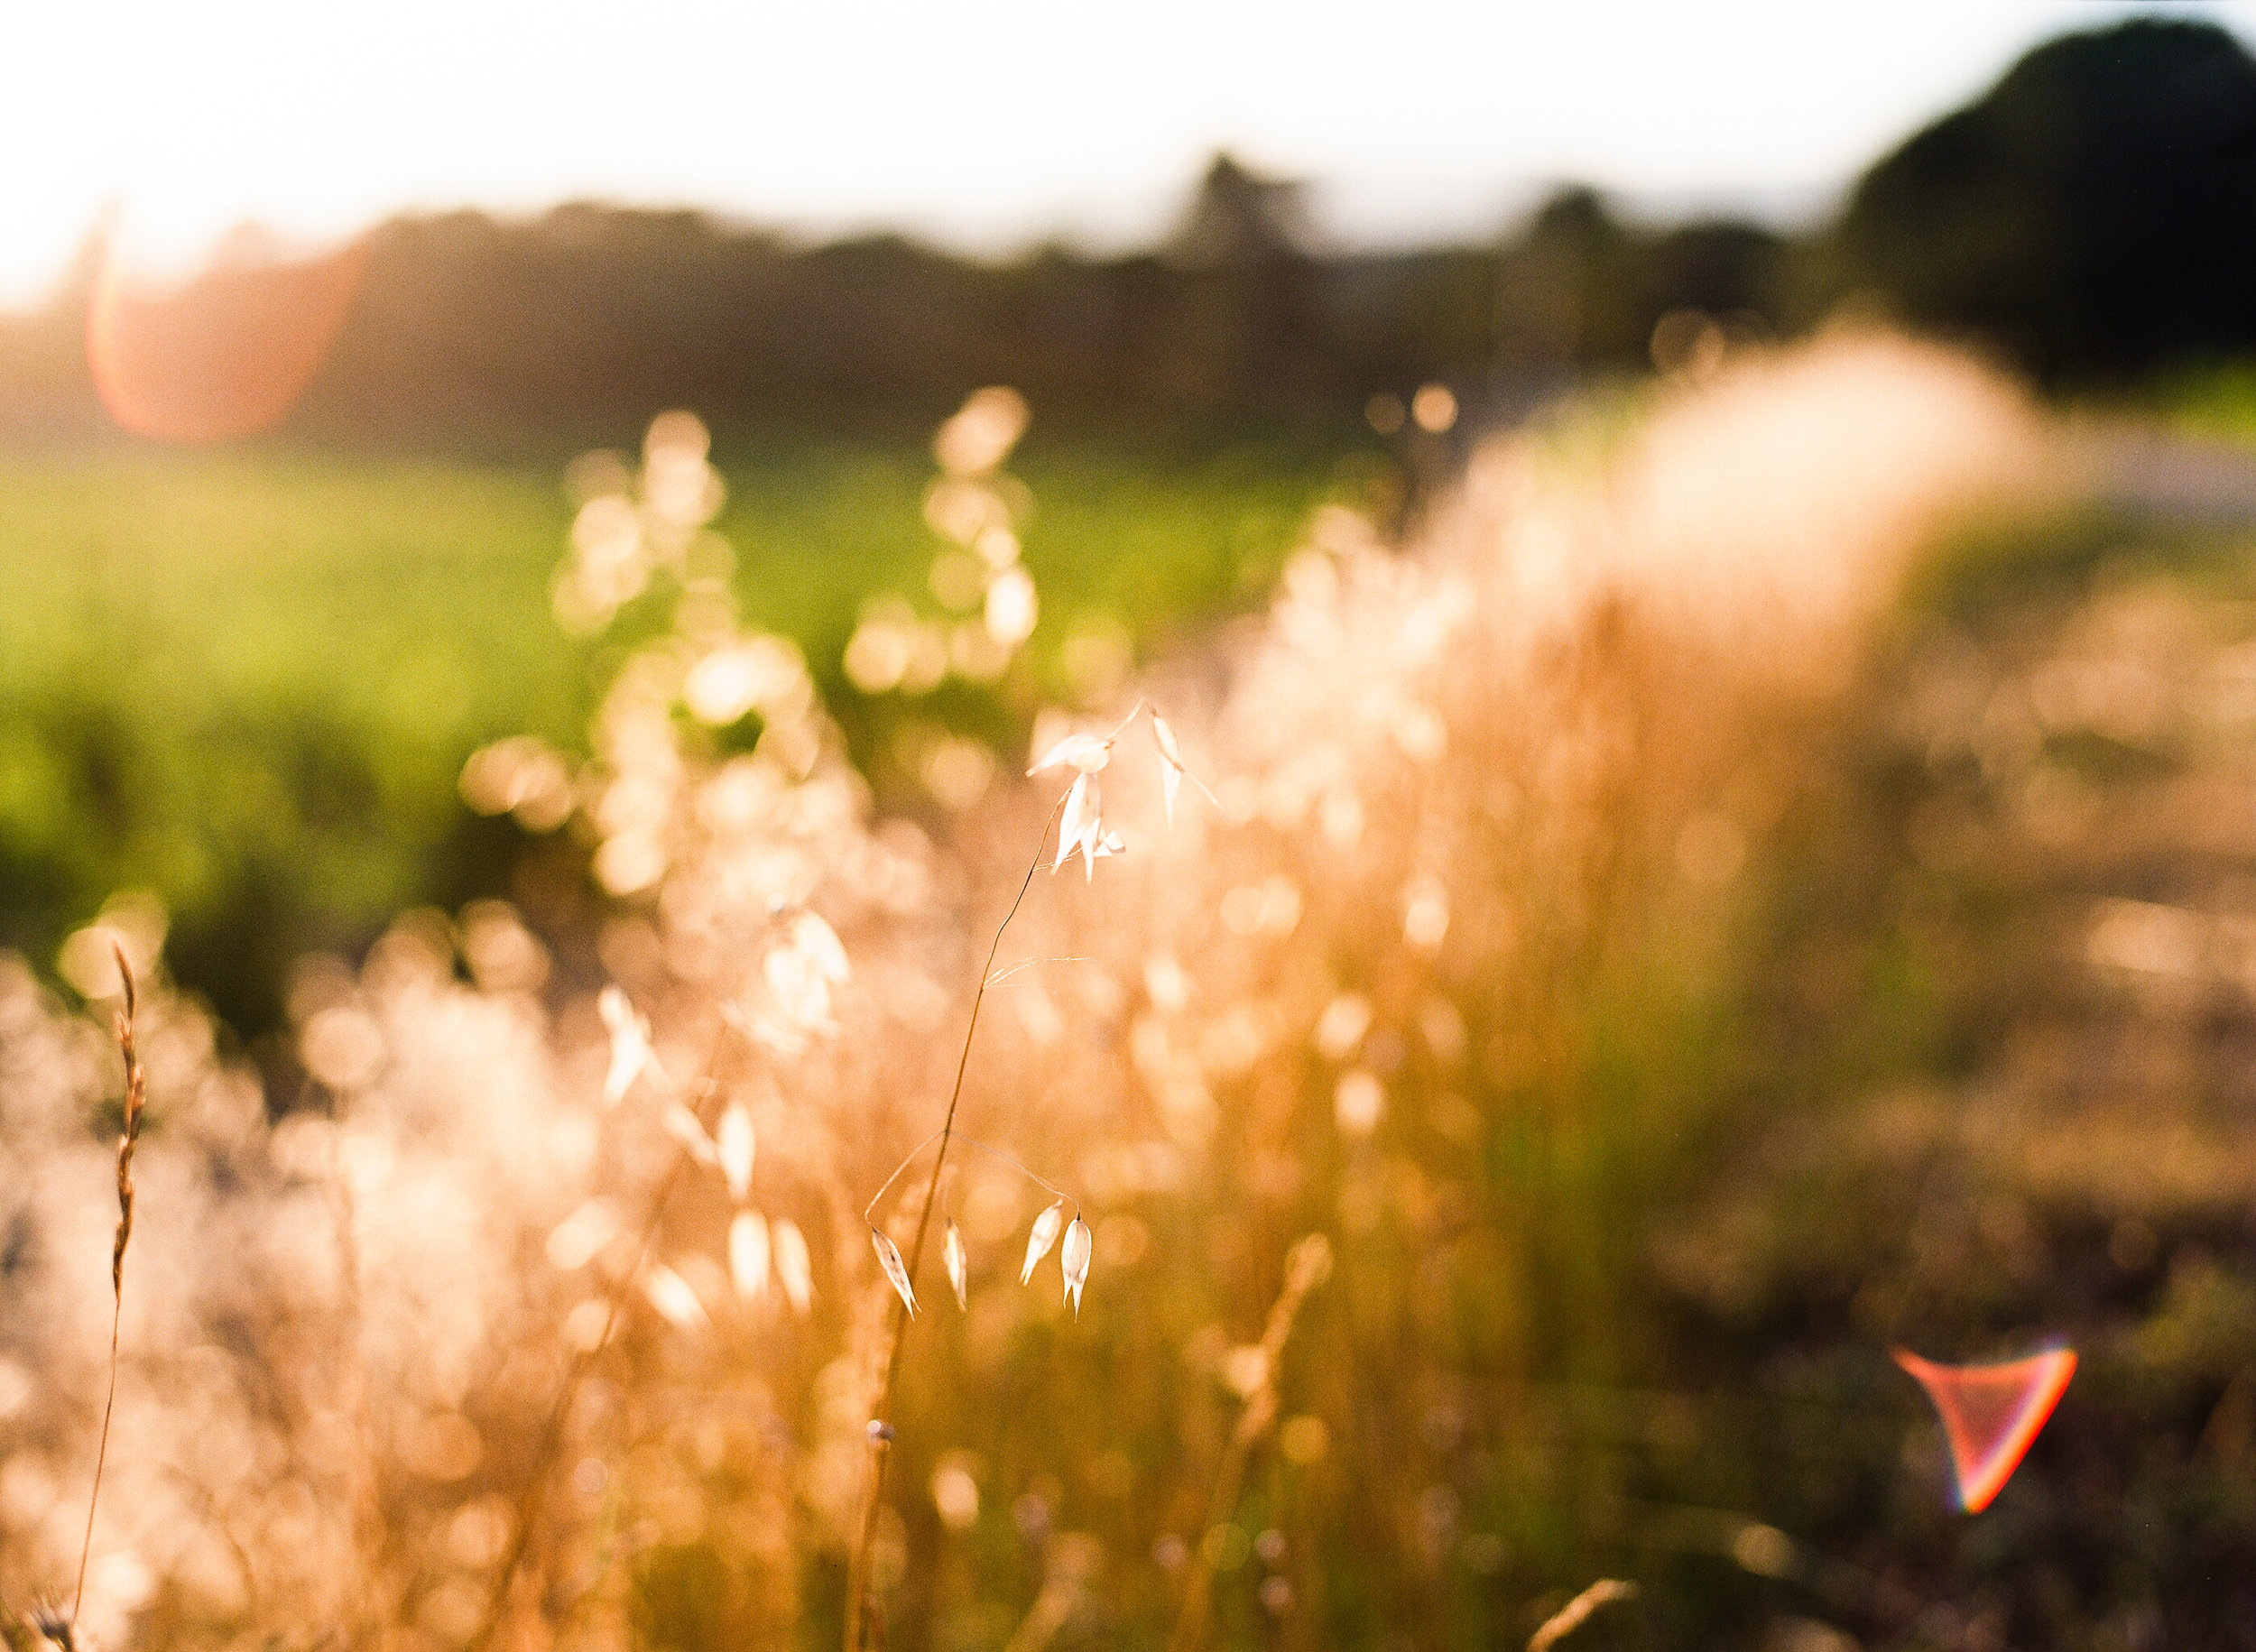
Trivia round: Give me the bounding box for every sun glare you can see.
[0,0,2206,309]
[86,233,365,441]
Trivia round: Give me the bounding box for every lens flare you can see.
[87,232,365,442]
[1893,1344,2076,1513]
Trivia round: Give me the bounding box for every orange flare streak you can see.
[1893,1343,2076,1513]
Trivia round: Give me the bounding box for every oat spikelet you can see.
[717,1103,755,1202]
[872,1229,918,1317]
[1021,1200,1065,1284]
[74,944,144,1624]
[1149,711,1215,823]
[728,1210,771,1300]
[661,1102,719,1167]
[772,1218,815,1314]
[598,984,653,1103]
[643,1263,708,1332]
[1026,733,1112,776]
[1052,775,1091,875]
[944,1220,970,1312]
[1059,1217,1091,1317]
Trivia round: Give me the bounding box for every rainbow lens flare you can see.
[1893,1344,2077,1513]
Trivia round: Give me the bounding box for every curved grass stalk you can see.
[72,946,145,1629]
[1165,1235,1331,1652]
[844,794,1065,1652]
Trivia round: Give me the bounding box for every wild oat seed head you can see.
[717,1103,755,1202]
[1053,775,1093,876]
[1060,1217,1092,1317]
[944,1221,970,1313]
[597,985,652,1104]
[643,1263,708,1333]
[772,1218,815,1314]
[872,1228,919,1318]
[1149,711,1216,823]
[1022,1201,1066,1285]
[1051,774,1108,881]
[791,911,851,983]
[662,1103,720,1167]
[1028,733,1113,776]
[728,1210,771,1300]
[110,940,135,1019]
[1149,711,1181,768]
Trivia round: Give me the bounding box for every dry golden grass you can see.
[0,330,2050,1652]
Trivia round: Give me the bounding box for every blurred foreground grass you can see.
[0,438,1369,1034]
[7,346,2256,1649]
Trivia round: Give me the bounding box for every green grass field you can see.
[0,438,1374,1033]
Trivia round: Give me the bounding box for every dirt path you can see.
[1651,487,2256,1647]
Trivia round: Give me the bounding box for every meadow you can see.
[0,438,1373,1036]
[5,340,2256,1652]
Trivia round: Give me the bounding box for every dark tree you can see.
[1841,17,2256,381]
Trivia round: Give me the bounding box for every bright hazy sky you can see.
[2,1,2245,304]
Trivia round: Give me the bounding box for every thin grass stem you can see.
[864,1129,1071,1227]
[844,793,1065,1652]
[1165,1235,1330,1652]
[982,956,1093,989]
[72,946,143,1628]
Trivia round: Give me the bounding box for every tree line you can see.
[0,15,2248,451]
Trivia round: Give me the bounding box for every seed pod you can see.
[598,985,652,1104]
[643,1263,707,1332]
[729,1210,771,1300]
[872,1228,918,1318]
[772,1218,815,1314]
[1060,1216,1092,1317]
[1151,711,1214,821]
[1070,778,1105,880]
[1153,714,1184,821]
[944,1220,970,1312]
[1021,1200,1065,1284]
[717,1103,755,1202]
[1053,776,1091,874]
[1028,732,1113,776]
[662,1103,720,1167]
[792,911,851,983]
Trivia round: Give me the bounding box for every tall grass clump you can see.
[0,331,2048,1651]
[72,945,147,1636]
